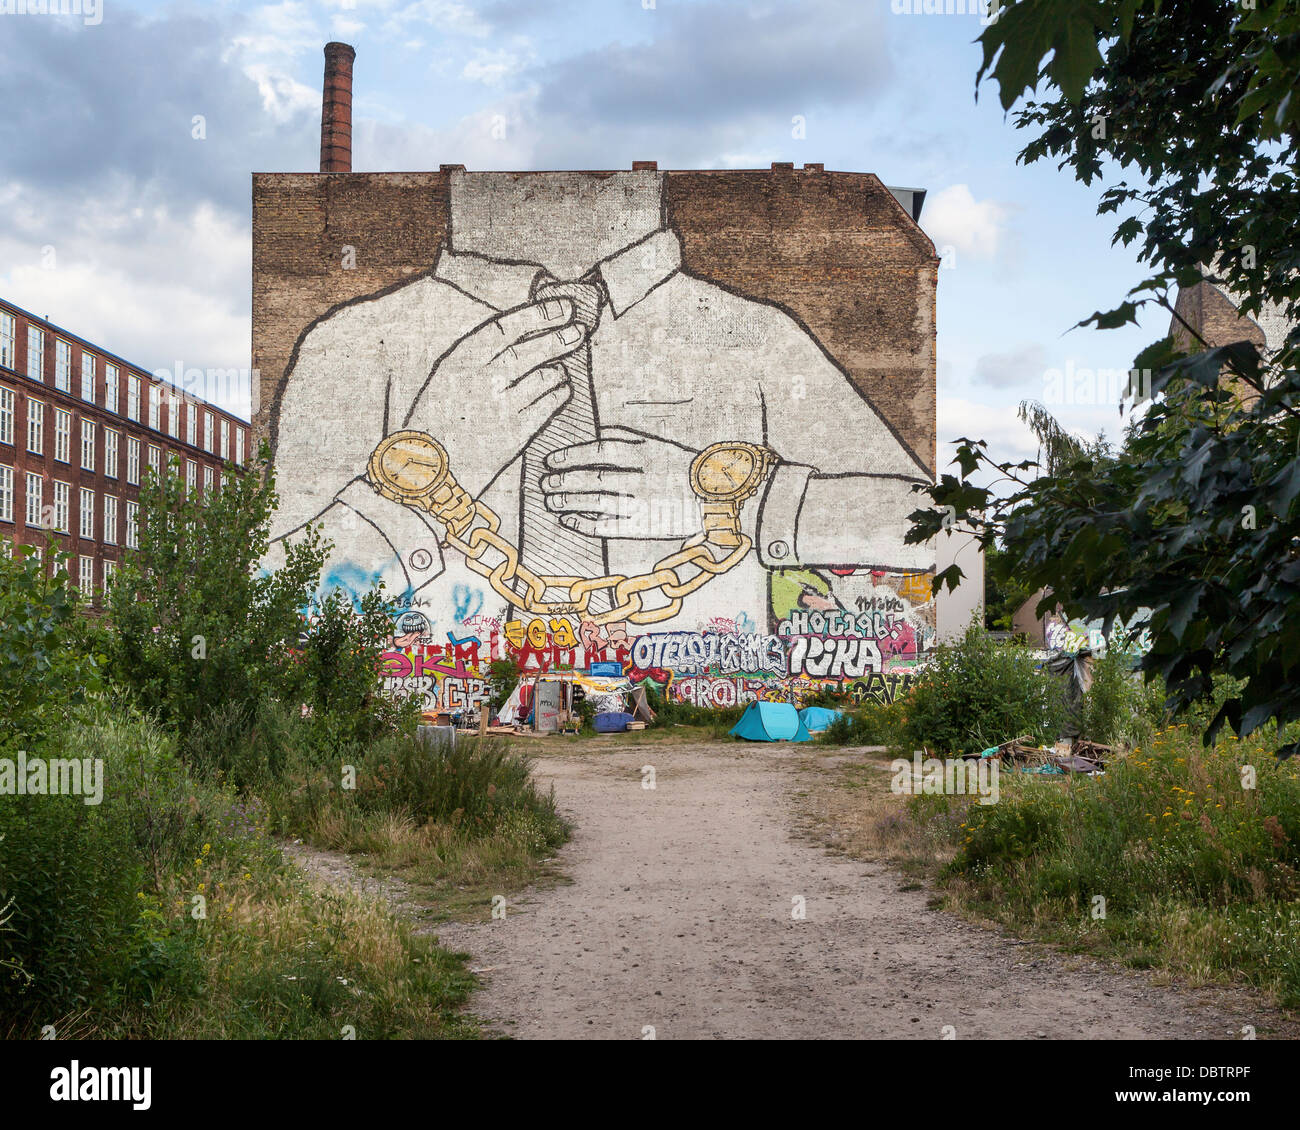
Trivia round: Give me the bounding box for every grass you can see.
[262,730,572,927]
[0,705,568,1039]
[805,724,1300,1011]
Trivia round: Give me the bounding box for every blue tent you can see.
[730,701,812,742]
[798,706,843,733]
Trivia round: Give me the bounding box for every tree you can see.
[102,444,327,730]
[909,0,1300,755]
[0,540,98,747]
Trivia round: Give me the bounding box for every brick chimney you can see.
[320,42,356,173]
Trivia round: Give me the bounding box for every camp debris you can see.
[797,706,843,733]
[970,734,1107,775]
[730,701,812,743]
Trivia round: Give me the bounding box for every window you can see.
[0,387,12,446]
[219,418,229,462]
[26,326,44,382]
[168,392,180,439]
[104,428,119,478]
[147,444,161,477]
[0,312,13,370]
[79,487,95,539]
[235,426,246,466]
[126,374,140,422]
[53,408,71,463]
[55,340,71,392]
[79,555,94,594]
[26,398,43,454]
[125,500,138,549]
[186,459,196,495]
[203,412,213,453]
[186,403,196,446]
[81,353,95,402]
[126,437,140,485]
[0,465,11,522]
[31,545,42,566]
[103,558,116,588]
[105,364,119,414]
[203,465,214,495]
[148,385,161,431]
[25,473,42,527]
[103,495,117,545]
[80,419,95,471]
[52,480,69,533]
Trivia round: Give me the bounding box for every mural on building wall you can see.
[265,171,936,707]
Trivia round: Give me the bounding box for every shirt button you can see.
[767,540,789,560]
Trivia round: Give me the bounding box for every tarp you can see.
[798,706,843,733]
[730,701,812,742]
[629,685,656,724]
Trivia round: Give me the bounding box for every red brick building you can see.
[0,297,249,604]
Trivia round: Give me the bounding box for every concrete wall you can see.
[253,166,939,710]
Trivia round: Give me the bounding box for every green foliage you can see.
[295,588,415,751]
[641,685,745,736]
[818,700,904,747]
[912,0,1300,756]
[264,731,568,851]
[983,541,1037,633]
[486,656,523,713]
[101,445,326,735]
[0,540,101,748]
[1078,647,1165,747]
[931,726,1300,1003]
[900,622,1068,756]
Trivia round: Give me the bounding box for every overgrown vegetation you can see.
[923,726,1300,1007]
[911,0,1300,756]
[0,452,565,1038]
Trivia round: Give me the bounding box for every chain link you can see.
[442,499,750,625]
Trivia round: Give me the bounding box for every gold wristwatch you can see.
[367,430,475,537]
[689,441,778,549]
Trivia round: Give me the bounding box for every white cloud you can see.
[937,397,1038,465]
[461,49,525,86]
[974,342,1048,389]
[922,184,1009,263]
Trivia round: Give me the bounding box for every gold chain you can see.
[442,498,751,625]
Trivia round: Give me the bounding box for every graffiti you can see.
[629,631,786,678]
[1045,612,1152,657]
[265,170,934,644]
[786,635,883,679]
[845,670,917,705]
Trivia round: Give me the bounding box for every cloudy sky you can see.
[0,0,1160,469]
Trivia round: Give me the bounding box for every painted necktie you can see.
[518,274,611,616]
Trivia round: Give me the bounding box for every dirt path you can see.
[427,740,1288,1040]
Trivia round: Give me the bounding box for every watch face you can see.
[371,431,447,500]
[693,444,761,500]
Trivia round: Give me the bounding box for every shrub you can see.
[1078,647,1166,747]
[101,444,329,735]
[818,699,906,746]
[642,685,744,733]
[295,588,415,751]
[264,732,568,851]
[902,622,1068,755]
[0,541,101,748]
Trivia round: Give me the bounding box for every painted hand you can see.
[540,427,699,540]
[404,298,589,497]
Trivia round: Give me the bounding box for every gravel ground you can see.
[284,739,1295,1040]
[425,741,1292,1040]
